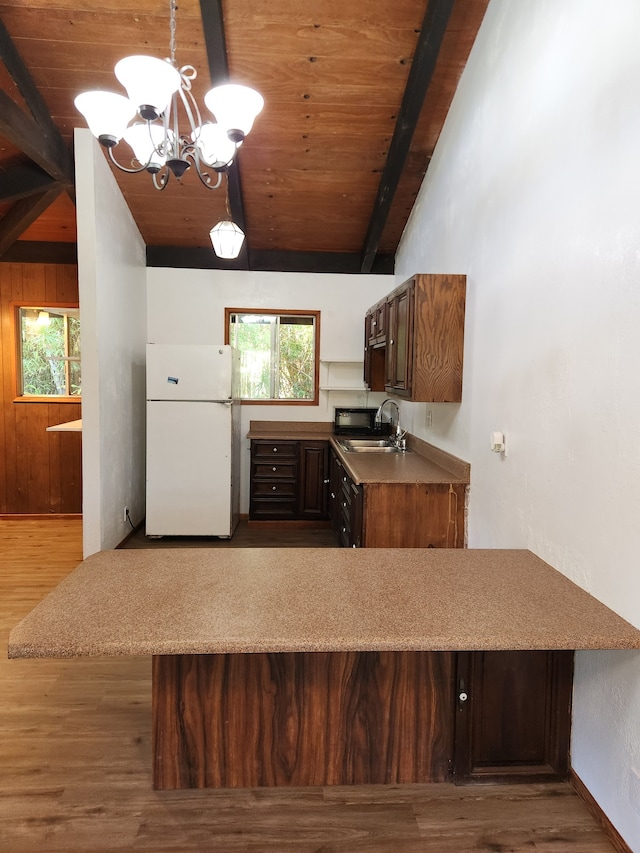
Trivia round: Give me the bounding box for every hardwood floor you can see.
[0,517,620,852]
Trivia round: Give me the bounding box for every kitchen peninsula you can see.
[9,547,640,790]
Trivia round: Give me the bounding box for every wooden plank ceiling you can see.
[0,0,489,272]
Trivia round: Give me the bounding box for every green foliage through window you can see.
[19,307,81,397]
[228,311,318,402]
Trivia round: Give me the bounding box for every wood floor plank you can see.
[0,518,620,852]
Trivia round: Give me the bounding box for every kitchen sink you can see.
[337,438,412,453]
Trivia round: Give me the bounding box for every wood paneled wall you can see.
[0,263,82,513]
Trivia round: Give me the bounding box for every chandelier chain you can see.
[169,0,177,65]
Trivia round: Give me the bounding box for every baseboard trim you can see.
[570,769,632,853]
[0,513,82,520]
[247,519,332,530]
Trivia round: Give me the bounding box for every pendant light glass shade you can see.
[123,123,172,172]
[115,55,181,118]
[204,84,264,142]
[192,122,236,169]
[209,220,245,259]
[74,91,137,144]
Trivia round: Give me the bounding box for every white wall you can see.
[75,129,147,557]
[147,268,391,511]
[396,1,640,846]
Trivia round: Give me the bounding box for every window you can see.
[226,308,320,404]
[16,305,81,399]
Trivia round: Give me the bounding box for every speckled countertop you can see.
[247,420,470,485]
[9,548,640,659]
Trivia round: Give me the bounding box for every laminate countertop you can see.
[8,548,640,659]
[247,420,470,485]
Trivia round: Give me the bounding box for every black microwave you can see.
[333,407,389,436]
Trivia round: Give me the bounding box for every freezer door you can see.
[146,401,235,536]
[146,344,233,401]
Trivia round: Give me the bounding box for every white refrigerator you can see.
[145,344,241,537]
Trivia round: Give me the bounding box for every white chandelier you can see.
[74,0,263,258]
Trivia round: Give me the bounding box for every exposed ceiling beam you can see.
[0,19,74,186]
[360,0,455,273]
[0,164,57,203]
[147,245,394,274]
[0,187,62,256]
[0,92,73,186]
[0,240,77,264]
[199,0,248,269]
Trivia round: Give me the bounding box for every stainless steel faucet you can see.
[375,398,406,448]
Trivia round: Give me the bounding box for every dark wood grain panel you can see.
[153,650,456,790]
[0,262,81,513]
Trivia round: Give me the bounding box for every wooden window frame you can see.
[225,307,320,406]
[12,301,81,403]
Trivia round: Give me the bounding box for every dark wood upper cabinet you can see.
[364,273,466,403]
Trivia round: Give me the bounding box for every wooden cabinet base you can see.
[152,651,455,789]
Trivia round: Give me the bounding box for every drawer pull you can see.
[272,467,277,471]
[273,447,278,452]
[272,486,277,491]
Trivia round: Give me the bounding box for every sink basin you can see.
[337,438,412,454]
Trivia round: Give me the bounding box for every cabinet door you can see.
[298,441,330,519]
[453,650,573,784]
[386,282,413,396]
[375,300,387,342]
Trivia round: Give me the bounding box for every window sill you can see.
[13,396,81,404]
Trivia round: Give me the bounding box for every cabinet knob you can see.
[330,492,335,499]
[390,339,395,345]
[272,467,277,471]
[342,476,347,482]
[272,486,277,491]
[458,691,468,703]
[323,478,330,484]
[273,447,278,452]
[342,501,347,508]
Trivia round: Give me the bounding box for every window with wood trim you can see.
[226,308,320,404]
[15,305,81,400]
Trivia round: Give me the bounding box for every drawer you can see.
[252,480,297,499]
[252,440,298,459]
[250,499,297,519]
[253,462,297,479]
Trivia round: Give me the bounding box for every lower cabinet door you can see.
[453,650,574,784]
[298,441,330,519]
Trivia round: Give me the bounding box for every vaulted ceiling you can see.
[0,0,489,273]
